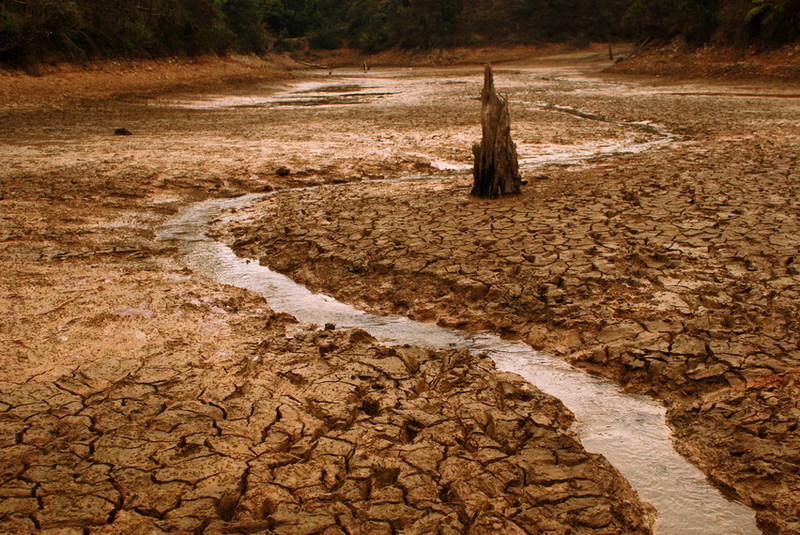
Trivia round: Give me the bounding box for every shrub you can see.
[744,0,800,45]
[0,10,22,63]
[309,27,342,50]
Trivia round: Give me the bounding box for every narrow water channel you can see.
[159,192,760,535]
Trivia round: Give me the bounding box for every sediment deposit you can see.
[215,65,800,533]
[2,50,798,533]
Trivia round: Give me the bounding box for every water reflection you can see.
[159,194,759,535]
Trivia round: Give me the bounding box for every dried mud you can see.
[0,50,797,534]
[214,64,799,532]
[0,53,659,534]
[607,43,800,82]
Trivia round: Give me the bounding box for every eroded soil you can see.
[212,62,800,532]
[2,49,798,534]
[0,53,660,533]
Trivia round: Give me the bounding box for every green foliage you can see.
[624,0,799,45]
[1,0,797,65]
[0,9,22,59]
[309,27,342,50]
[343,0,389,52]
[0,0,84,63]
[623,0,720,43]
[271,36,299,52]
[745,0,800,44]
[264,0,317,38]
[220,0,269,53]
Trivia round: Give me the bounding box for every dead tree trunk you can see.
[471,65,521,198]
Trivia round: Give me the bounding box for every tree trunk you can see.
[471,65,521,198]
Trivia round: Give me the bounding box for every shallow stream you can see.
[160,190,759,535]
[158,68,761,534]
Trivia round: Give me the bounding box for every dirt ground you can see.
[0,51,659,534]
[0,47,797,534]
[212,55,799,532]
[608,41,800,82]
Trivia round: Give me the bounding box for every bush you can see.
[309,27,342,50]
[3,0,798,67]
[623,0,720,44]
[272,36,299,52]
[624,0,800,47]
[221,0,269,53]
[744,0,800,45]
[0,10,22,63]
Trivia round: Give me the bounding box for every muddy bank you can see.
[0,54,301,112]
[311,43,625,70]
[607,43,800,82]
[215,69,799,532]
[0,55,659,532]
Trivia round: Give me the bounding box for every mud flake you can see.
[37,493,115,528]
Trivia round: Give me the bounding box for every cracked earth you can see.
[0,52,659,534]
[214,63,799,532]
[1,49,798,534]
[1,284,651,533]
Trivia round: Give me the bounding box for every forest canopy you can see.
[1,0,798,65]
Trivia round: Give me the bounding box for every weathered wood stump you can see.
[471,65,521,198]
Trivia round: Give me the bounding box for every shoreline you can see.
[3,41,799,112]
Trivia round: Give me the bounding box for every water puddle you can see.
[159,192,760,535]
[161,78,401,109]
[516,137,669,168]
[417,131,672,172]
[412,128,673,172]
[421,134,673,172]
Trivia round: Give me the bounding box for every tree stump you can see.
[471,65,521,198]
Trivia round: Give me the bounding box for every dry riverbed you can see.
[0,52,658,534]
[213,62,800,532]
[0,49,797,534]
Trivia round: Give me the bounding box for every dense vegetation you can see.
[1,0,798,65]
[624,0,800,46]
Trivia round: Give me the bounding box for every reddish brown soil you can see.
[607,41,800,82]
[2,45,798,534]
[0,54,300,111]
[0,51,657,534]
[212,53,799,533]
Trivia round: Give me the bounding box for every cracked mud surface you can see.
[1,274,652,533]
[1,53,659,533]
[214,67,799,531]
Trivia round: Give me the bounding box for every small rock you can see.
[114,128,133,135]
[276,166,291,177]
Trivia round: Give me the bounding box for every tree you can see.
[744,0,800,44]
[623,0,719,44]
[471,66,522,198]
